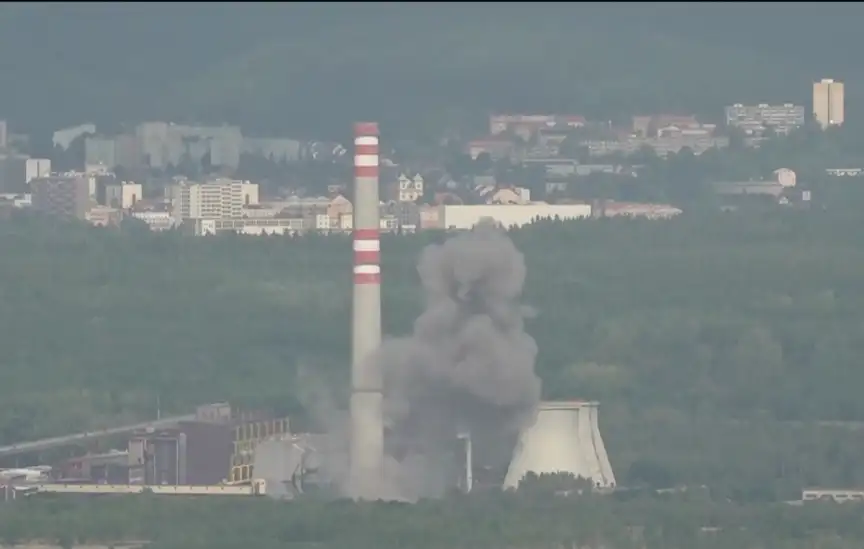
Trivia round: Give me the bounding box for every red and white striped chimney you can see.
[348,122,384,499]
[352,122,381,285]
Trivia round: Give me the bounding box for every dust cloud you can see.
[374,221,542,500]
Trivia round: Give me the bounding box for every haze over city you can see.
[1,3,864,548]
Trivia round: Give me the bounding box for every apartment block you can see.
[172,179,258,221]
[813,78,844,129]
[104,183,143,209]
[31,175,91,220]
[725,103,806,134]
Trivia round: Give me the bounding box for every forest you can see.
[0,4,862,137]
[1,486,864,549]
[2,197,864,501]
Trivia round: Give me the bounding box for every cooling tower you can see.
[503,400,615,490]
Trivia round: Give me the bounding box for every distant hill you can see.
[1,3,862,138]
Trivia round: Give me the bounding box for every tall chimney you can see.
[348,122,383,499]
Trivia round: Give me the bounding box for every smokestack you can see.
[349,122,384,499]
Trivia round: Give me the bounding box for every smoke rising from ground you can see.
[374,221,542,499]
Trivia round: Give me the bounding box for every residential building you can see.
[172,179,257,221]
[0,155,50,192]
[632,115,700,137]
[137,122,243,171]
[25,158,51,184]
[85,136,117,168]
[394,174,423,203]
[582,135,728,158]
[242,137,302,163]
[813,78,844,129]
[131,211,176,232]
[104,183,143,209]
[725,104,806,134]
[466,136,515,160]
[85,205,123,227]
[0,193,31,209]
[31,175,91,220]
[326,195,352,220]
[489,115,586,139]
[0,154,30,192]
[196,217,307,236]
[114,133,142,169]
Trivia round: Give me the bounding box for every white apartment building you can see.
[725,103,806,134]
[131,211,176,232]
[813,79,844,129]
[172,179,258,220]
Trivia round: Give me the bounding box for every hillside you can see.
[2,207,864,497]
[0,3,861,137]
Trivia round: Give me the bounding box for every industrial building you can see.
[66,405,289,486]
[813,78,844,129]
[504,400,616,490]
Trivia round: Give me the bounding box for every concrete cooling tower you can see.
[503,400,615,490]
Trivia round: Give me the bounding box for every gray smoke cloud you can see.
[374,221,542,499]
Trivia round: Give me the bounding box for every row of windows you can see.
[233,418,289,443]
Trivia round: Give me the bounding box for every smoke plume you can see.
[375,221,542,499]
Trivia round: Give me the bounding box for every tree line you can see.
[2,204,864,499]
[1,486,863,549]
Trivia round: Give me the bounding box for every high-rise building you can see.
[31,175,91,220]
[813,78,845,129]
[172,179,258,221]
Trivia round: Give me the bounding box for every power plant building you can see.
[504,400,615,490]
[813,78,845,129]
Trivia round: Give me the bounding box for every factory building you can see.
[54,403,290,487]
[504,401,615,490]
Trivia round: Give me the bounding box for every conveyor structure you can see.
[15,479,267,497]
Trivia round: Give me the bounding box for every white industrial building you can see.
[438,204,591,230]
[504,400,616,490]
